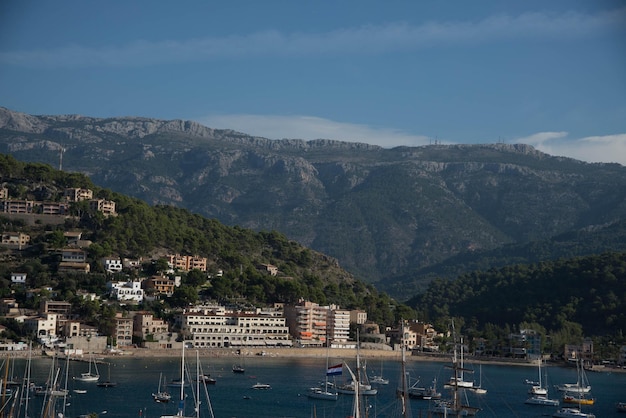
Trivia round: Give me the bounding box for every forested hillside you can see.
[2,106,626,300]
[2,154,625,357]
[408,252,626,339]
[0,154,408,327]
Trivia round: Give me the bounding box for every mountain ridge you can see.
[2,106,625,298]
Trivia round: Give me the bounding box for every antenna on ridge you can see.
[59,146,65,171]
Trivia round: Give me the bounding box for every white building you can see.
[10,272,27,285]
[179,305,292,348]
[327,306,351,344]
[102,258,123,273]
[24,313,58,346]
[107,281,144,303]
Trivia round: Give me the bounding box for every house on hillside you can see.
[258,263,278,276]
[10,272,27,285]
[143,275,176,297]
[102,257,123,273]
[107,280,144,303]
[1,232,31,249]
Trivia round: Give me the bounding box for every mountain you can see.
[2,106,626,299]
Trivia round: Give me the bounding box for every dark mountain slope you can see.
[2,107,625,299]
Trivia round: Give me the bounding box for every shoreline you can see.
[5,346,622,372]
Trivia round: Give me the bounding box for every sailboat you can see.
[40,353,71,418]
[432,323,480,417]
[528,358,547,395]
[444,336,474,390]
[307,342,339,401]
[525,359,559,406]
[370,359,389,385]
[558,359,595,411]
[160,343,216,418]
[471,364,487,394]
[96,362,117,388]
[335,342,377,396]
[74,354,100,382]
[394,330,412,418]
[153,372,172,403]
[160,343,195,418]
[335,331,377,397]
[556,359,591,394]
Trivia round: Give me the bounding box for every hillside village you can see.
[1,179,624,369]
[0,183,435,353]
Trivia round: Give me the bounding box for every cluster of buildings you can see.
[0,293,439,355]
[1,185,623,366]
[0,187,117,217]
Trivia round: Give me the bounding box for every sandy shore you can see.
[3,346,623,372]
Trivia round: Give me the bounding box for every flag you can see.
[327,363,343,376]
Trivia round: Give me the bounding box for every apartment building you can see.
[1,232,31,249]
[114,314,134,347]
[284,300,330,347]
[386,320,439,351]
[132,312,169,341]
[350,309,368,325]
[41,201,70,215]
[327,306,350,344]
[179,304,292,348]
[89,199,116,216]
[143,275,176,297]
[167,254,207,272]
[0,200,35,214]
[64,188,93,202]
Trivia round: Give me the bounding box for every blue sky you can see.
[1,1,625,164]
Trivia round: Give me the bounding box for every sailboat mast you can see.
[195,351,200,418]
[24,343,32,417]
[399,321,411,418]
[177,343,185,417]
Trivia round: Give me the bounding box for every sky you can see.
[1,1,625,165]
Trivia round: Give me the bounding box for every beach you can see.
[5,345,624,373]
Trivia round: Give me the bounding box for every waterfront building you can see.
[179,304,292,348]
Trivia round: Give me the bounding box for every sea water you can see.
[9,354,626,417]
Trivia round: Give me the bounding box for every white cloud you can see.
[197,114,430,147]
[1,8,623,68]
[514,132,626,166]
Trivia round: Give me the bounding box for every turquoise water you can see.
[10,354,626,417]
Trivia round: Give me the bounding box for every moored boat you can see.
[74,354,100,382]
[563,394,595,406]
[525,395,560,406]
[307,347,339,401]
[198,374,216,385]
[152,372,171,403]
[556,359,591,394]
[552,407,596,417]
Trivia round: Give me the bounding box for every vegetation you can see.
[407,252,626,358]
[1,153,625,361]
[4,108,626,297]
[0,154,410,334]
